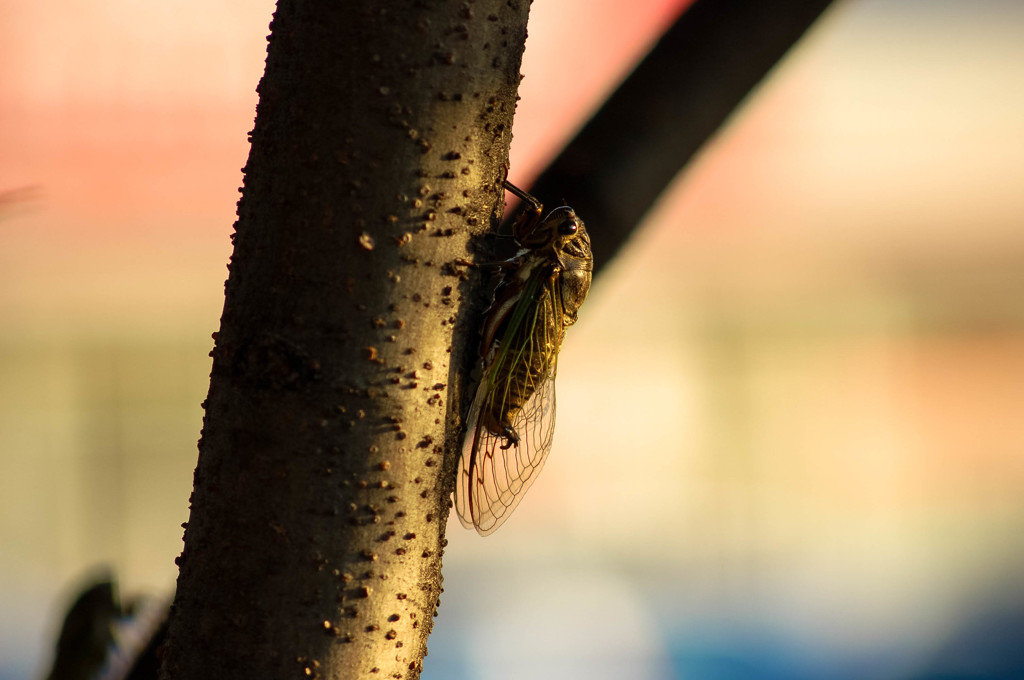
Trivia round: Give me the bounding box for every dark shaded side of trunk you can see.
[159,1,530,678]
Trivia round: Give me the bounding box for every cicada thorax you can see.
[515,203,592,323]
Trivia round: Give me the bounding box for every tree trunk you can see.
[159,1,529,678]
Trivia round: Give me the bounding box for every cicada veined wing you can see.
[457,265,564,535]
[456,356,558,535]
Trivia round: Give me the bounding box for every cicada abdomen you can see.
[456,180,593,535]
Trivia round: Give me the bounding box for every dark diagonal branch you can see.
[518,0,835,274]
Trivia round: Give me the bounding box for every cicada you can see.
[456,180,593,535]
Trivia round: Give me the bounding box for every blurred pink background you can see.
[3,1,1024,678]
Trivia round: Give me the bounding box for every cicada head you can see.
[517,205,588,252]
[513,203,592,324]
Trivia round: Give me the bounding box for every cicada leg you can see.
[503,180,544,242]
[503,180,542,212]
[500,425,520,450]
[481,405,522,450]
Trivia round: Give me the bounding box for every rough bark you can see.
[159,1,530,678]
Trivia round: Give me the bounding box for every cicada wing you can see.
[456,360,557,536]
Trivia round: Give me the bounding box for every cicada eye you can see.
[558,217,579,236]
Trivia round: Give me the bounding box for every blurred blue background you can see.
[3,0,1024,678]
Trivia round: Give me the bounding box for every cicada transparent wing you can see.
[456,361,557,535]
[456,269,563,535]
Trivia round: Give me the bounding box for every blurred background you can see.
[3,0,1023,678]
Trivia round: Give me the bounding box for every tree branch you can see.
[518,0,835,274]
